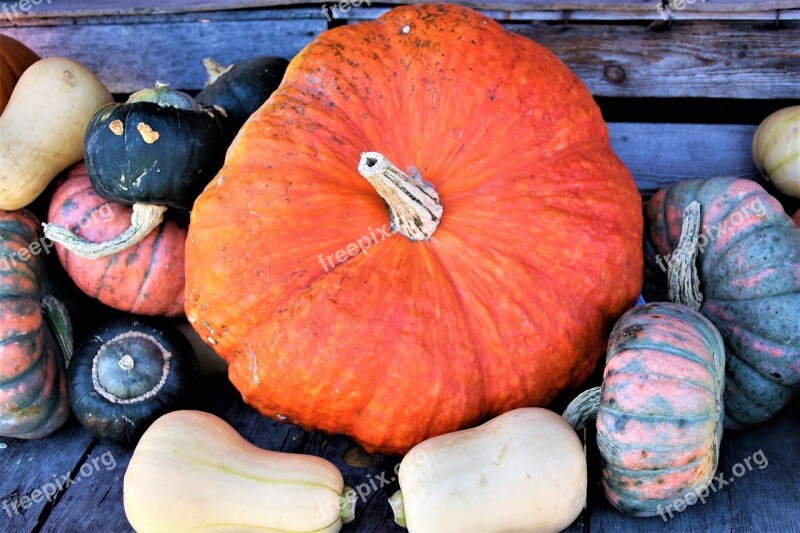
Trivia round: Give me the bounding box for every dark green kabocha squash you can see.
[84,82,227,211]
[196,56,289,141]
[68,318,196,446]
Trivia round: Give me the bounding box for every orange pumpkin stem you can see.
[667,201,704,311]
[42,203,167,259]
[358,152,443,241]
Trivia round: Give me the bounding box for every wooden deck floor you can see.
[2,377,799,532]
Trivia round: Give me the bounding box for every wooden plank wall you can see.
[1,1,798,195]
[7,0,800,18]
[2,2,799,96]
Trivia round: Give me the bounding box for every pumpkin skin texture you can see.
[68,319,196,446]
[48,163,186,317]
[186,4,643,454]
[0,209,70,439]
[0,35,39,115]
[646,177,800,428]
[594,302,724,517]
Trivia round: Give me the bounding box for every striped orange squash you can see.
[47,163,186,317]
[0,209,70,439]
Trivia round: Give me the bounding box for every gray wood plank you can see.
[509,21,800,99]
[7,0,800,18]
[721,403,800,532]
[341,7,800,21]
[608,123,758,195]
[0,420,95,533]
[37,440,131,533]
[0,18,323,93]
[3,20,797,98]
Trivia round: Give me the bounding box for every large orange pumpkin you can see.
[186,3,643,453]
[0,34,39,115]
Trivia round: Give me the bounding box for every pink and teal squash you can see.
[645,177,800,428]
[565,302,725,517]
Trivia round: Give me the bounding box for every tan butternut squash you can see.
[124,410,354,533]
[0,57,112,210]
[389,408,586,533]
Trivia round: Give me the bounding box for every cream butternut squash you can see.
[124,410,354,533]
[0,57,112,210]
[389,408,586,533]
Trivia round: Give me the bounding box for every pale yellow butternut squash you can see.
[389,408,586,533]
[124,410,354,533]
[0,57,112,209]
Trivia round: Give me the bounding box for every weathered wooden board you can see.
[3,17,797,98]
[509,22,800,99]
[341,7,800,21]
[0,19,324,93]
[36,438,131,533]
[608,123,758,195]
[0,422,94,532]
[7,0,800,18]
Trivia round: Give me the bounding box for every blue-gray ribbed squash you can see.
[646,177,800,428]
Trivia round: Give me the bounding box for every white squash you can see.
[389,408,586,533]
[752,105,800,198]
[124,410,354,533]
[0,57,112,210]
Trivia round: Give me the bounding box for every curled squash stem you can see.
[358,152,443,241]
[562,387,601,431]
[388,490,407,529]
[42,203,167,259]
[667,201,704,311]
[202,57,234,86]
